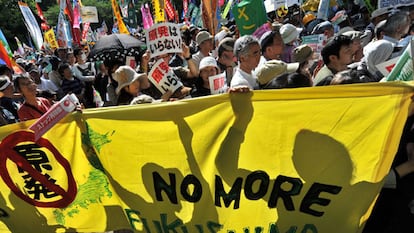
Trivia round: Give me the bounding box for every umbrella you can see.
[88,34,146,62]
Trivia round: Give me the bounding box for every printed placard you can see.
[126,56,136,69]
[148,59,183,94]
[29,94,80,141]
[376,56,399,77]
[146,23,182,58]
[81,6,99,23]
[208,72,227,95]
[301,34,327,60]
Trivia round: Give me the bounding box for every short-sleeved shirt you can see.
[230,67,259,90]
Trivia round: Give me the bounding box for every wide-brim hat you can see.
[256,60,299,85]
[113,66,146,94]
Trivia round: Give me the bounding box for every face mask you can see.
[81,53,87,61]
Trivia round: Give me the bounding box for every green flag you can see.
[231,0,267,36]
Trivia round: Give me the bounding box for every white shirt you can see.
[192,51,207,70]
[230,67,259,90]
[38,77,59,93]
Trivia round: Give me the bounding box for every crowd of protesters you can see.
[1,2,414,232]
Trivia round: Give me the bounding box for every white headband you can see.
[0,79,11,91]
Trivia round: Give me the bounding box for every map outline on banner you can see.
[0,82,413,232]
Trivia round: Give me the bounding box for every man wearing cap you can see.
[362,7,389,46]
[255,60,299,88]
[192,31,214,72]
[280,23,301,63]
[382,12,411,58]
[230,35,261,89]
[255,30,285,73]
[311,21,334,39]
[216,38,236,86]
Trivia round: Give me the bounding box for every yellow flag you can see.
[111,0,129,34]
[44,29,58,50]
[152,0,165,23]
[0,82,413,232]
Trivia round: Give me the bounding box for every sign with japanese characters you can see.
[145,23,182,58]
[208,72,227,94]
[147,59,183,94]
[29,94,79,141]
[0,82,413,233]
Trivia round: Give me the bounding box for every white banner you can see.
[378,0,412,9]
[18,1,43,51]
[148,59,183,94]
[81,6,99,23]
[145,23,182,58]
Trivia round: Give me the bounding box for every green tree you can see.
[0,0,37,51]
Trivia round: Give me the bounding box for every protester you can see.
[14,75,52,121]
[292,44,314,82]
[0,76,18,124]
[255,59,299,88]
[113,65,151,105]
[382,11,411,58]
[231,35,261,89]
[216,38,236,86]
[191,56,219,97]
[280,23,301,63]
[73,48,96,108]
[313,35,353,86]
[58,63,85,102]
[362,7,389,46]
[192,31,214,70]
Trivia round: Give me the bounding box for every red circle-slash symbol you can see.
[0,131,77,208]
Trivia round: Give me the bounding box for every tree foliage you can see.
[0,0,36,51]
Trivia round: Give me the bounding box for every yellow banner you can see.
[152,0,165,23]
[111,0,130,34]
[0,83,413,232]
[44,29,59,50]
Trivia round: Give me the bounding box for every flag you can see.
[0,83,413,232]
[57,0,72,48]
[111,0,130,34]
[0,41,12,68]
[201,0,218,34]
[222,0,233,19]
[164,0,176,21]
[35,3,50,31]
[232,0,268,36]
[385,37,414,81]
[0,29,12,58]
[152,0,165,23]
[18,1,44,51]
[183,0,189,23]
[126,0,138,28]
[141,4,154,29]
[72,0,82,46]
[44,29,59,50]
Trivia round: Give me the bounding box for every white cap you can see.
[199,56,218,71]
[280,24,302,44]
